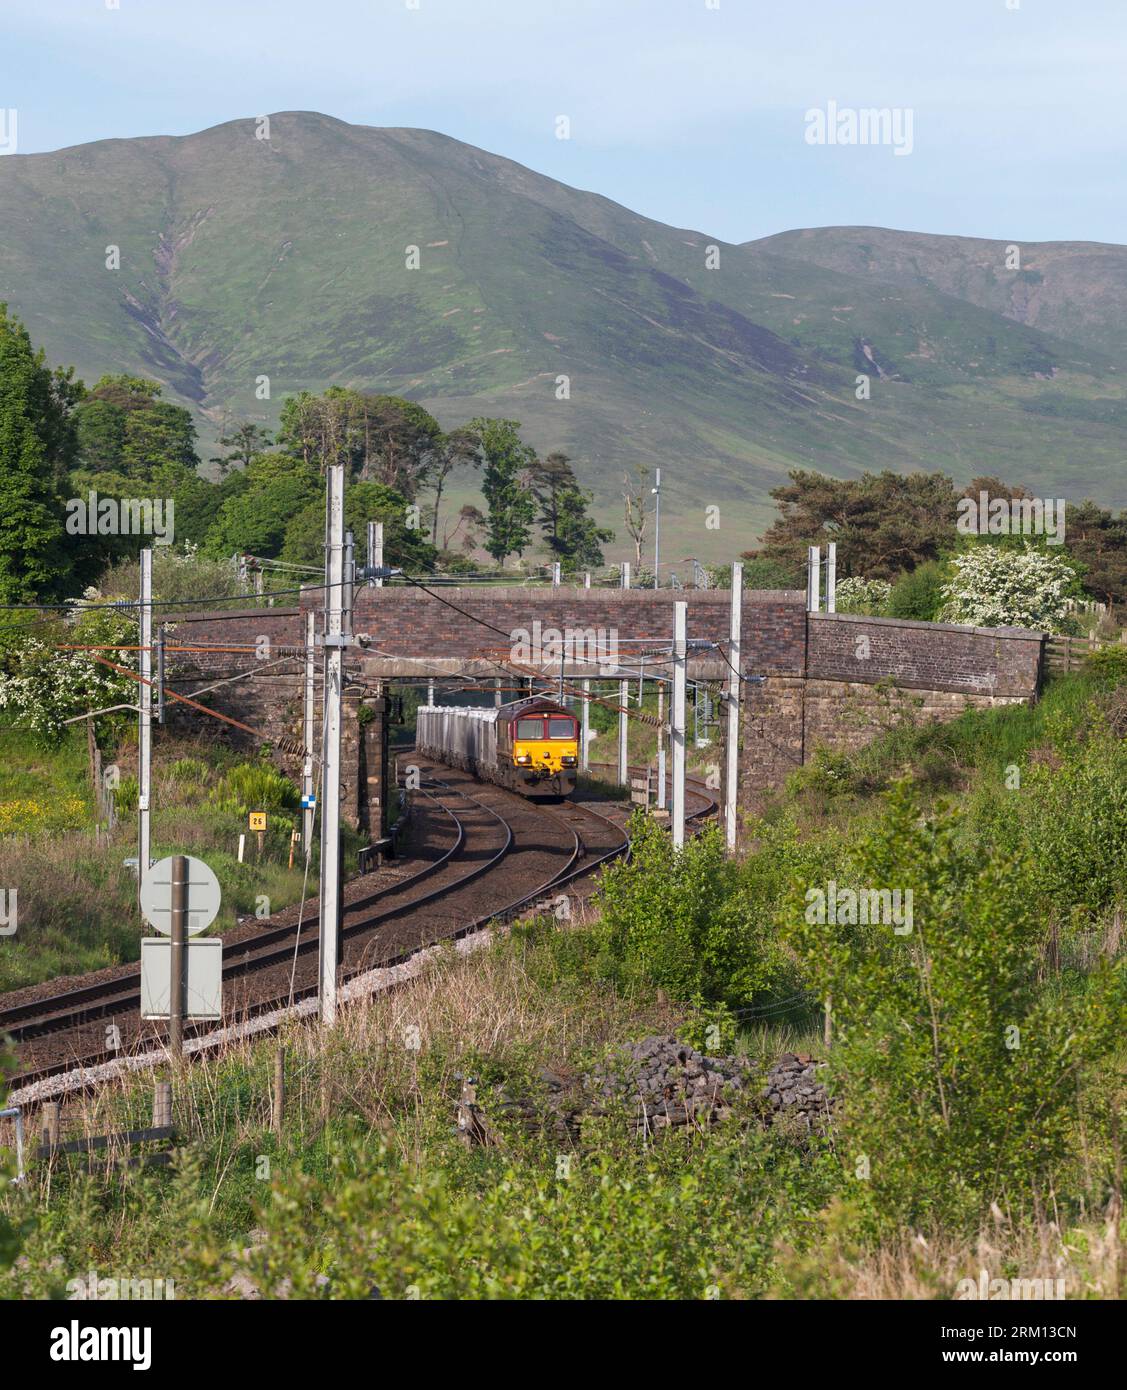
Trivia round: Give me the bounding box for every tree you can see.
[783,787,1124,1230]
[440,503,485,558]
[357,396,443,498]
[278,480,437,574]
[886,560,946,621]
[202,453,319,560]
[1063,499,1127,608]
[0,602,137,743]
[554,486,613,571]
[0,305,72,602]
[277,389,442,498]
[469,418,536,565]
[531,452,578,552]
[833,577,892,616]
[120,400,198,475]
[427,426,480,544]
[531,454,613,572]
[747,469,961,581]
[72,375,199,479]
[211,422,273,474]
[74,397,126,472]
[622,467,648,570]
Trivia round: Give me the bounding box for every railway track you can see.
[585,759,720,818]
[2,758,646,1090]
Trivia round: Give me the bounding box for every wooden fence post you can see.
[273,1045,286,1136]
[152,1081,172,1130]
[41,1101,60,1150]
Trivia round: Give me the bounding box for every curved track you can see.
[2,756,660,1089]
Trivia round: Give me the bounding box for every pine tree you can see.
[0,305,72,602]
[531,452,612,571]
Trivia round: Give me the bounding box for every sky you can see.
[2,0,1124,245]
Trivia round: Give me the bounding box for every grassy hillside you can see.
[754,226,1127,365]
[2,114,1126,564]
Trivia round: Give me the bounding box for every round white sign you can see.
[140,855,222,936]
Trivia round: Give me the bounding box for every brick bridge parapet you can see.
[161,586,1046,831]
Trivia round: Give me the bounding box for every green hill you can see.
[1,112,1125,560]
[754,225,1127,365]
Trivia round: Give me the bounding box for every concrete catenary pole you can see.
[652,468,661,588]
[343,531,355,635]
[672,601,687,849]
[318,466,346,1026]
[618,562,630,785]
[807,545,821,613]
[581,569,591,770]
[168,854,187,1058]
[657,683,666,811]
[137,547,153,905]
[302,609,316,855]
[725,561,742,851]
[368,521,384,588]
[826,541,837,614]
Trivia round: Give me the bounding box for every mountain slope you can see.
[753,226,1127,366]
[1,113,1125,559]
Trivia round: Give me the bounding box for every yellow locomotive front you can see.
[502,700,578,798]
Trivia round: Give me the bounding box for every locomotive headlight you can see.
[516,753,532,765]
[560,755,577,767]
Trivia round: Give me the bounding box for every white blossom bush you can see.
[0,602,137,743]
[938,545,1075,632]
[833,577,892,616]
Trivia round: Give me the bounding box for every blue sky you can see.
[3,0,1124,244]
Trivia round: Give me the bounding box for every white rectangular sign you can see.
[140,937,223,1021]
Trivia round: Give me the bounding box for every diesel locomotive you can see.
[416,696,579,798]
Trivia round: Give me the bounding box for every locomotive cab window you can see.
[516,718,543,739]
[547,717,576,738]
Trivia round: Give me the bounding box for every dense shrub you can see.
[595,816,781,1008]
[185,1128,839,1300]
[833,577,891,616]
[783,786,1124,1232]
[1086,643,1127,689]
[886,560,946,622]
[983,733,1127,927]
[213,761,299,816]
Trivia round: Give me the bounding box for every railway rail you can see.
[3,755,705,1090]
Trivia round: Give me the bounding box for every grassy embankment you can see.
[0,727,363,993]
[1,660,1124,1298]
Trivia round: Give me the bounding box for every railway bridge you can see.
[166,583,1045,844]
